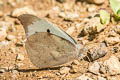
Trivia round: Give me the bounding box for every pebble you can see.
[87,5,96,12]
[98,76,106,80]
[86,0,105,4]
[105,37,120,45]
[0,21,13,32]
[12,69,18,74]
[114,25,120,34]
[52,6,60,12]
[63,3,74,10]
[75,23,83,30]
[59,12,65,18]
[0,28,7,41]
[110,76,120,80]
[100,55,120,75]
[0,11,3,17]
[0,68,6,73]
[16,63,24,67]
[88,61,100,74]
[0,41,9,46]
[16,0,24,3]
[8,0,16,7]
[108,29,117,37]
[0,67,9,73]
[76,74,93,80]
[7,35,16,41]
[72,60,80,65]
[10,47,16,53]
[15,41,24,46]
[66,26,75,35]
[70,65,79,73]
[8,66,15,70]
[16,53,24,61]
[84,43,107,61]
[12,6,36,17]
[59,67,70,74]
[0,1,4,6]
[59,12,79,21]
[11,74,17,80]
[82,17,104,35]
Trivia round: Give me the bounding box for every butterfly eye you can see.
[47,29,50,33]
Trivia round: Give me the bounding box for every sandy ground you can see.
[0,0,120,80]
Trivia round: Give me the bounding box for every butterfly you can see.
[18,14,80,69]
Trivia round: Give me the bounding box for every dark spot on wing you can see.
[47,29,50,33]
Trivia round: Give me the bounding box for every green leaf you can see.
[99,10,110,25]
[110,0,120,17]
[96,23,105,32]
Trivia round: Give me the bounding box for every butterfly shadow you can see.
[16,66,64,72]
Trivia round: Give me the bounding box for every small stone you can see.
[16,54,24,61]
[7,35,16,41]
[108,30,117,37]
[0,67,9,73]
[0,41,9,46]
[16,63,24,67]
[63,3,74,10]
[114,25,120,34]
[0,11,3,17]
[101,55,120,75]
[70,65,79,73]
[76,74,93,80]
[59,12,79,21]
[84,43,107,61]
[11,74,17,79]
[12,70,18,74]
[0,68,6,73]
[59,67,70,74]
[15,42,24,46]
[59,12,66,18]
[105,37,120,45]
[56,72,61,76]
[8,0,16,7]
[16,0,24,3]
[10,47,16,53]
[0,21,14,32]
[98,76,106,80]
[75,23,83,30]
[0,28,7,41]
[8,66,14,70]
[88,61,100,74]
[110,76,120,80]
[52,6,59,11]
[0,1,4,6]
[12,6,36,17]
[87,5,96,12]
[66,26,75,35]
[78,39,89,45]
[99,65,106,74]
[81,17,105,35]
[72,60,80,65]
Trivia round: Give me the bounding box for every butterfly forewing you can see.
[26,32,77,68]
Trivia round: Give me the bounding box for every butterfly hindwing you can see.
[18,14,80,68]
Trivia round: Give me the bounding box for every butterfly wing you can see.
[18,14,80,68]
[26,32,76,68]
[18,14,79,49]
